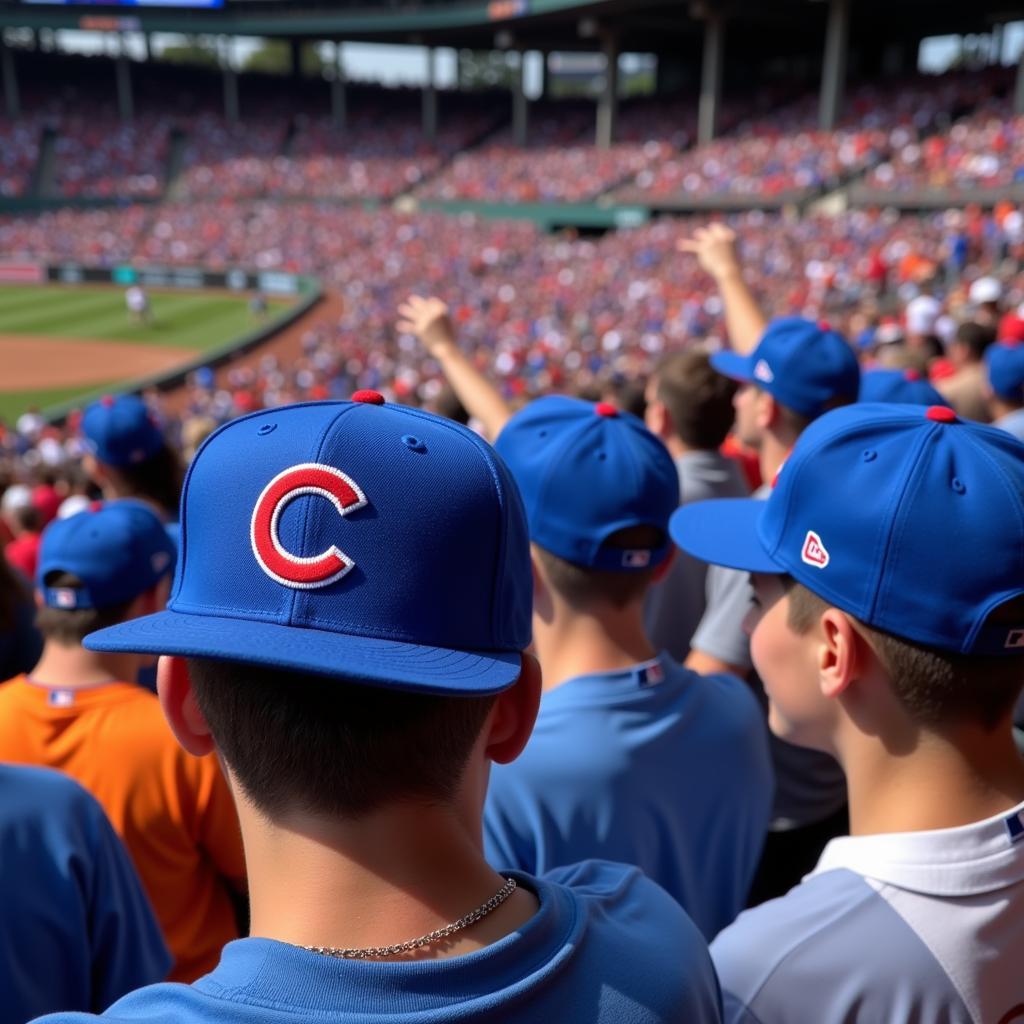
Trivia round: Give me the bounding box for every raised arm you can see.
[397,295,512,442]
[678,224,767,355]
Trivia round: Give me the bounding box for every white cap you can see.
[905,295,941,336]
[57,495,92,520]
[1,484,32,514]
[969,276,1002,306]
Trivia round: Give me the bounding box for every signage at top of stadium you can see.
[488,0,529,20]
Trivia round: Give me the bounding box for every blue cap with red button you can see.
[83,391,532,694]
[858,368,951,408]
[671,402,1024,655]
[82,394,165,467]
[495,395,679,572]
[711,317,861,419]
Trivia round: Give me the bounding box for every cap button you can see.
[595,402,618,418]
[926,405,957,423]
[100,395,115,407]
[352,390,385,406]
[904,369,921,381]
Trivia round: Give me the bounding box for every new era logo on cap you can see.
[754,359,775,384]
[801,531,829,569]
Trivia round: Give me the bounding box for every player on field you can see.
[486,394,772,939]
[0,501,246,983]
[32,393,721,1024]
[673,402,1024,1024]
[125,285,151,325]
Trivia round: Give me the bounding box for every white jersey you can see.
[712,798,1024,1024]
[126,287,148,313]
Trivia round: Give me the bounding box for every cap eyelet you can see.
[538,430,548,439]
[257,423,277,436]
[862,449,877,462]
[597,452,607,461]
[952,477,966,495]
[401,434,427,454]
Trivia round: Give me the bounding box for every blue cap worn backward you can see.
[82,394,165,467]
[85,395,532,695]
[858,368,951,408]
[986,343,1024,402]
[495,396,679,572]
[671,402,1024,656]
[38,500,176,610]
[711,317,861,420]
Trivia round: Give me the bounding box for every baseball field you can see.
[0,284,293,422]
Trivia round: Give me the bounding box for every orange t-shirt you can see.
[0,677,246,982]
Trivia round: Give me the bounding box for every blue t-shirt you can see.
[1,765,170,1024]
[484,654,773,938]
[33,860,722,1024]
[712,799,1024,1023]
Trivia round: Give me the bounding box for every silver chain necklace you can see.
[301,877,518,960]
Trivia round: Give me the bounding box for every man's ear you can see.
[817,609,866,700]
[759,391,780,432]
[484,653,542,766]
[646,398,673,442]
[157,655,215,756]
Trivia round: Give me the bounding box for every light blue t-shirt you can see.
[712,799,1024,1023]
[1,765,170,1024]
[34,860,722,1024]
[485,653,773,938]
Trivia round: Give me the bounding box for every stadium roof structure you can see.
[0,0,1019,54]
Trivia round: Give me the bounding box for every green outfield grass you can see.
[0,284,292,421]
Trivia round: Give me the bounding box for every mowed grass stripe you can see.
[0,287,289,350]
[0,289,135,332]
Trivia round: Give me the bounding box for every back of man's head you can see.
[954,321,997,365]
[496,396,678,611]
[82,394,533,822]
[36,501,175,646]
[650,350,737,451]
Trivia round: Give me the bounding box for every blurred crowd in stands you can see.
[0,58,1018,204]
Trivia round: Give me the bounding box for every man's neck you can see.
[841,720,1024,836]
[661,435,695,461]
[758,431,794,488]
[29,642,138,689]
[532,604,657,693]
[242,798,538,959]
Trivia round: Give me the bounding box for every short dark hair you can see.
[955,321,996,362]
[187,658,498,819]
[36,571,133,645]
[785,580,1024,730]
[536,525,665,610]
[775,392,856,437]
[654,351,737,450]
[110,444,185,520]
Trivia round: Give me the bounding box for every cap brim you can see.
[709,350,754,384]
[85,612,523,696]
[669,499,784,574]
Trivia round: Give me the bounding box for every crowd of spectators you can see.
[1,199,1021,468]
[0,116,44,198]
[52,113,172,199]
[866,95,1024,194]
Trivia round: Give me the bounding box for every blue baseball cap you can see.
[82,394,165,467]
[711,318,860,419]
[858,368,951,408]
[38,500,176,610]
[671,403,1024,655]
[85,394,531,694]
[495,396,678,572]
[986,343,1024,402]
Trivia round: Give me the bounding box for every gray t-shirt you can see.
[644,450,748,661]
[690,484,847,830]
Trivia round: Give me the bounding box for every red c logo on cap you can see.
[250,463,367,589]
